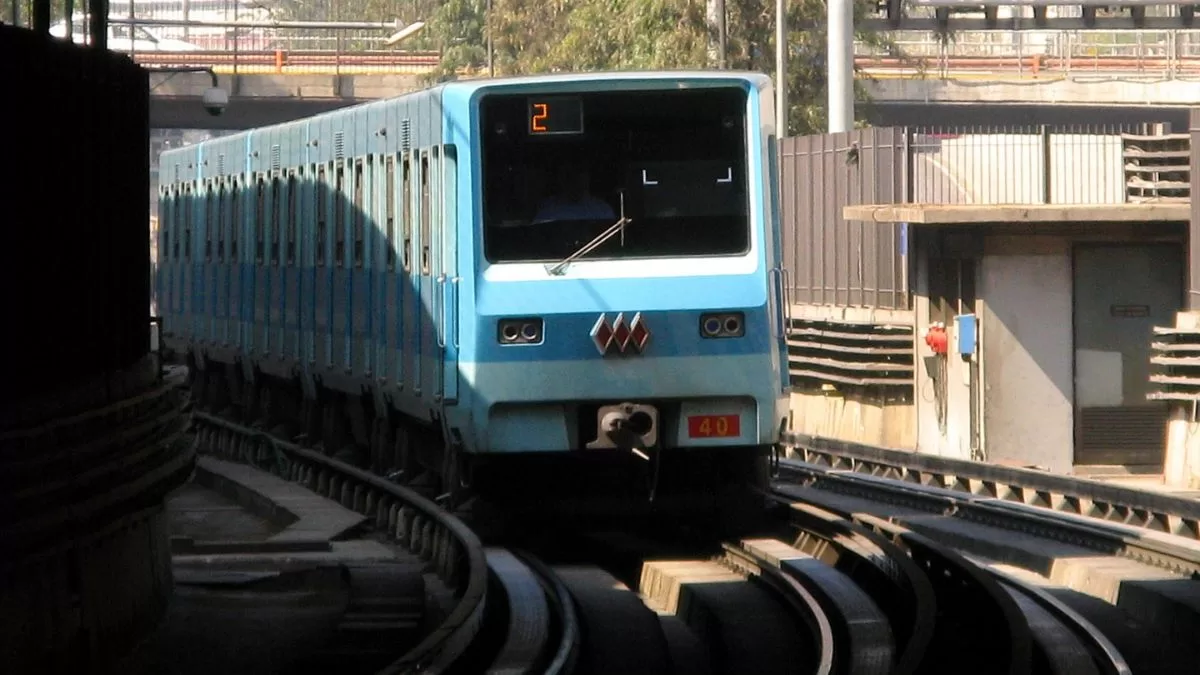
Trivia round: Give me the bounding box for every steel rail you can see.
[766,496,937,675]
[719,542,838,675]
[777,491,1037,674]
[984,565,1133,675]
[510,550,582,674]
[778,453,1200,578]
[784,432,1200,542]
[191,411,488,675]
[729,538,896,675]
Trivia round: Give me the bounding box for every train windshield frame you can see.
[478,86,752,264]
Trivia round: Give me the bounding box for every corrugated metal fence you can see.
[780,128,909,310]
[779,123,1171,312]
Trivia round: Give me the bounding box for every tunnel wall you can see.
[0,24,193,673]
[1,22,150,413]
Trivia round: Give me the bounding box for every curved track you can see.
[186,396,1199,674]
[191,411,488,674]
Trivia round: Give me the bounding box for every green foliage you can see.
[278,0,900,136]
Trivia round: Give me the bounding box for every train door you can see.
[399,151,416,396]
[437,145,460,404]
[184,182,195,342]
[314,163,332,372]
[381,154,398,386]
[416,148,433,399]
[229,179,242,353]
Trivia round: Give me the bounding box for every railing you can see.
[858,28,1200,78]
[135,49,441,75]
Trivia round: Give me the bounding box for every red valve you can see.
[925,323,949,355]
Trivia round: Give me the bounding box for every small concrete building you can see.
[780,122,1193,477]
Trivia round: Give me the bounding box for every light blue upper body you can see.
[157,71,791,455]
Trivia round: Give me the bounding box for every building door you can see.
[1073,244,1182,467]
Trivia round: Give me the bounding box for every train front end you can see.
[451,73,790,515]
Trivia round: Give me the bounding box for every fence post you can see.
[1041,124,1052,204]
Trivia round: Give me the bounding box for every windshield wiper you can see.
[545,192,631,276]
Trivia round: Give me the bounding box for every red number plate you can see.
[687,414,741,438]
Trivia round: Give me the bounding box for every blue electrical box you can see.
[955,314,977,356]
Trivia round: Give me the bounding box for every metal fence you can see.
[857,29,1200,78]
[780,128,909,310]
[909,125,1143,204]
[779,123,1177,311]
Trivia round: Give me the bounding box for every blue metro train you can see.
[157,71,790,518]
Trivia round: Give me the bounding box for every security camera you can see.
[201,87,229,117]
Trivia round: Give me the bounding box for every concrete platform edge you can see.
[192,455,368,546]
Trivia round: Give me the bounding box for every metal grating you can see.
[787,318,914,389]
[1123,131,1190,203]
[270,145,281,171]
[400,119,412,152]
[217,153,225,175]
[334,131,345,160]
[1076,406,1168,466]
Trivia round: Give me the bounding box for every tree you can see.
[266,0,895,136]
[424,0,891,135]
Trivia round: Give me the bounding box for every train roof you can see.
[441,69,772,94]
[159,70,770,166]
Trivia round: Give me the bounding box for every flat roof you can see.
[843,203,1191,225]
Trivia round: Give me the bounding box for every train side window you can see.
[255,176,266,264]
[316,165,327,267]
[420,151,430,275]
[230,180,240,260]
[385,156,396,271]
[217,181,227,262]
[335,163,346,267]
[204,182,214,262]
[286,172,298,265]
[184,184,193,260]
[353,158,365,268]
[270,175,281,266]
[402,154,412,271]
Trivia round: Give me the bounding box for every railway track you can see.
[187,400,1199,674]
[784,432,1200,548]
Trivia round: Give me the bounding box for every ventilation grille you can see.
[271,145,281,171]
[334,131,345,160]
[400,119,412,152]
[218,153,226,175]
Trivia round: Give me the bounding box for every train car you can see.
[157,71,790,522]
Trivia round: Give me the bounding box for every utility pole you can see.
[827,0,854,132]
[487,0,494,77]
[775,0,786,136]
[716,0,727,69]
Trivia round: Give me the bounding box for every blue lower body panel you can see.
[461,353,786,454]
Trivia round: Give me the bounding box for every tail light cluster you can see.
[700,312,744,339]
[498,317,543,345]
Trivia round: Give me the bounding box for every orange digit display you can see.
[526,97,584,135]
[531,102,549,132]
[687,414,740,439]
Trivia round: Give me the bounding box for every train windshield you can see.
[480,86,751,264]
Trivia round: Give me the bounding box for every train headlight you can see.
[699,312,744,339]
[498,318,543,345]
